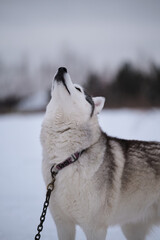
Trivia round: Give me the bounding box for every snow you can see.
[16,91,49,112]
[0,109,160,240]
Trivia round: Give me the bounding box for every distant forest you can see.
[85,63,160,108]
[0,60,160,113]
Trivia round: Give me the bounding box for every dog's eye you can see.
[75,87,81,92]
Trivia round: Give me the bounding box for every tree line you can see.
[0,61,160,113]
[85,62,160,108]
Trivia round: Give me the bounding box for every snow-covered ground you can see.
[0,109,160,240]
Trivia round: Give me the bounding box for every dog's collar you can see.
[50,150,85,177]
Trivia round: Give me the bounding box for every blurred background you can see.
[1,1,160,240]
[0,0,160,112]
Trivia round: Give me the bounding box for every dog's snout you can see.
[55,67,67,81]
[59,67,67,74]
[54,67,71,94]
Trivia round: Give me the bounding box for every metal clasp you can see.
[47,164,58,191]
[47,176,56,191]
[50,164,59,178]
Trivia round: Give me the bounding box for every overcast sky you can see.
[0,0,160,71]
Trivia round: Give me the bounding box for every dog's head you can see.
[46,67,105,124]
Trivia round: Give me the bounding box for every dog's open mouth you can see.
[54,67,70,95]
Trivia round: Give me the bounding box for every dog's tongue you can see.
[55,67,67,82]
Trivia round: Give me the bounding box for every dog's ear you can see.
[93,97,105,114]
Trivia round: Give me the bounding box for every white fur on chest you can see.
[42,158,106,227]
[41,112,110,229]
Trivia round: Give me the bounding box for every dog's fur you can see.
[41,67,160,240]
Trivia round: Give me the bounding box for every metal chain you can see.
[34,156,80,239]
[34,177,56,240]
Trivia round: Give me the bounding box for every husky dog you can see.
[41,67,160,240]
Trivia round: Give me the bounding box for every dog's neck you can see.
[41,115,102,164]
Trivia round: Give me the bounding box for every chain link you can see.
[34,177,56,240]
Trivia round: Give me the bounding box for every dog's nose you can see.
[58,67,67,74]
[55,67,67,81]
